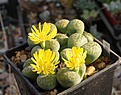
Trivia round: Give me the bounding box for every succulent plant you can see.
[23,58,34,68]
[68,33,88,48]
[27,37,38,48]
[83,31,94,42]
[45,39,60,51]
[31,46,41,56]
[48,23,57,34]
[81,42,102,65]
[22,66,38,81]
[28,22,57,49]
[60,48,72,61]
[55,19,69,34]
[53,51,60,62]
[37,74,57,90]
[78,63,86,79]
[57,68,82,88]
[67,19,84,36]
[56,33,68,46]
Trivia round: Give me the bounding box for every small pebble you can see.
[20,54,27,62]
[16,52,21,57]
[97,62,106,69]
[86,66,96,76]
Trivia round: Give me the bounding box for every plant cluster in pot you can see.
[4,19,120,95]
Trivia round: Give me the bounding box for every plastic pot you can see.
[3,39,121,95]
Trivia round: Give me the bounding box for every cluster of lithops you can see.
[22,19,102,90]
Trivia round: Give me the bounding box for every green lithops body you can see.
[45,39,60,51]
[37,74,57,90]
[22,66,38,81]
[55,19,69,34]
[48,23,57,33]
[68,33,88,48]
[57,68,82,88]
[56,33,68,46]
[81,41,102,65]
[60,48,72,61]
[55,33,68,52]
[23,58,34,68]
[83,31,94,42]
[53,51,60,62]
[27,37,37,48]
[78,63,86,80]
[31,46,41,56]
[67,19,84,36]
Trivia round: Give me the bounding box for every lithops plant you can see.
[48,23,57,34]
[45,39,60,51]
[67,19,84,36]
[68,33,88,48]
[27,37,38,48]
[56,33,68,46]
[31,46,41,56]
[83,31,94,42]
[30,49,59,90]
[57,68,82,88]
[56,33,68,51]
[28,22,57,49]
[57,47,87,88]
[60,48,72,61]
[23,58,34,68]
[78,63,87,79]
[81,41,102,65]
[55,19,69,34]
[22,66,38,81]
[53,51,60,62]
[37,74,57,90]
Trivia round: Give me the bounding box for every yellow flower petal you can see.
[28,22,57,45]
[42,22,50,36]
[63,47,87,71]
[30,49,59,75]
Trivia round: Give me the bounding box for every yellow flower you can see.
[62,47,87,71]
[30,49,59,75]
[28,22,57,44]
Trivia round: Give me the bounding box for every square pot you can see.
[3,39,121,95]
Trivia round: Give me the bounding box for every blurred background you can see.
[0,0,121,95]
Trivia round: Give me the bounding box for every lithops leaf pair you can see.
[58,47,87,88]
[45,39,60,51]
[57,68,82,88]
[57,64,86,88]
[37,74,57,90]
[81,41,102,65]
[22,66,38,81]
[55,19,69,34]
[56,33,68,51]
[31,46,41,56]
[28,22,57,49]
[83,31,94,42]
[68,33,88,48]
[67,19,85,36]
